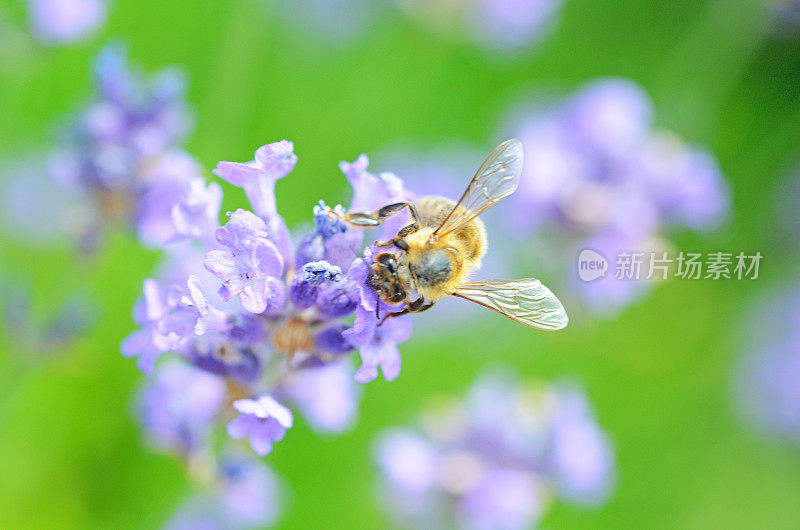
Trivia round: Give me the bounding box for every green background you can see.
[1,0,800,527]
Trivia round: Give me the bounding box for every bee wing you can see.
[452,278,569,330]
[430,139,523,239]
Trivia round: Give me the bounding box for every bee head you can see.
[367,252,407,304]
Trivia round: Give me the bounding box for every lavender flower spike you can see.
[227,396,294,456]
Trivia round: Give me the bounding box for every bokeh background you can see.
[1,0,800,527]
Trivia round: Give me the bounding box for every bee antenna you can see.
[375,292,380,320]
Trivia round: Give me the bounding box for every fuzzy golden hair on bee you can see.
[328,139,569,330]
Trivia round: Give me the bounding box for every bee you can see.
[330,139,568,330]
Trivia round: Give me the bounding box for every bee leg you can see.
[331,202,421,230]
[377,298,435,326]
[375,222,420,250]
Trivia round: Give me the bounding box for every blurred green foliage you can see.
[1,0,800,527]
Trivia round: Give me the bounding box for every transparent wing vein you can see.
[431,139,523,238]
[453,278,569,330]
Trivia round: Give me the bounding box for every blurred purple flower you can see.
[26,0,106,44]
[500,78,731,315]
[136,151,223,246]
[547,386,616,504]
[734,286,800,442]
[44,44,202,249]
[278,360,360,433]
[374,371,615,528]
[137,359,226,454]
[227,396,294,456]
[473,0,563,50]
[0,156,93,246]
[397,0,563,51]
[0,279,97,355]
[166,453,284,529]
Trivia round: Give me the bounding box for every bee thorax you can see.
[410,247,459,288]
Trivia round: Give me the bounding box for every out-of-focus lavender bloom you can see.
[26,0,106,44]
[500,78,730,316]
[0,279,97,354]
[137,359,226,454]
[166,453,284,529]
[776,1,800,28]
[227,396,294,456]
[734,285,800,442]
[42,294,98,348]
[137,153,223,247]
[276,360,360,433]
[374,371,615,528]
[0,156,94,246]
[570,231,670,316]
[396,0,563,51]
[46,44,202,248]
[472,0,563,50]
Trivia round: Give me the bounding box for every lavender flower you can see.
[204,209,285,314]
[121,274,223,374]
[123,139,416,475]
[214,140,296,264]
[26,0,106,44]
[374,371,615,528]
[296,202,364,269]
[227,396,294,456]
[47,44,202,248]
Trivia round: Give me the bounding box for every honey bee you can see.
[330,139,568,330]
